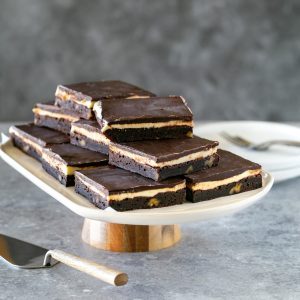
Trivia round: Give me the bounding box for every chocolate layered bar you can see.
[70,120,110,155]
[55,80,155,119]
[33,103,80,134]
[41,144,108,186]
[109,136,219,181]
[9,123,69,161]
[93,96,194,142]
[185,149,262,202]
[75,165,186,211]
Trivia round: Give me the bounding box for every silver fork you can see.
[220,132,300,151]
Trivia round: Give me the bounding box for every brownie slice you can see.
[41,143,108,186]
[109,136,219,181]
[185,149,262,202]
[75,165,186,211]
[70,120,110,155]
[93,96,193,142]
[55,80,155,120]
[9,123,69,161]
[33,103,80,135]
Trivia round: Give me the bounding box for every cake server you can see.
[0,233,128,286]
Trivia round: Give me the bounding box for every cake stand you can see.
[0,134,274,252]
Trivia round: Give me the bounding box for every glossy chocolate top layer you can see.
[72,120,100,131]
[34,103,79,117]
[76,165,185,193]
[111,135,218,163]
[10,123,69,147]
[45,143,108,166]
[94,96,193,124]
[185,149,261,183]
[57,80,155,102]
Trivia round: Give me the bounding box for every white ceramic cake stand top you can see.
[0,134,273,225]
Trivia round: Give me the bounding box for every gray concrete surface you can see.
[1,0,300,122]
[0,122,300,299]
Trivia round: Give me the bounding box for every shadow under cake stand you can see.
[0,135,274,252]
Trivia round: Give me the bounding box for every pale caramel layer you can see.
[99,120,194,132]
[126,95,151,99]
[56,89,151,108]
[55,89,96,108]
[70,125,110,145]
[77,175,186,201]
[93,102,193,132]
[33,108,79,122]
[9,127,43,155]
[42,151,96,175]
[188,169,262,191]
[110,145,218,168]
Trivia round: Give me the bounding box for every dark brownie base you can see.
[186,174,263,203]
[55,98,94,120]
[34,115,72,135]
[75,178,186,211]
[100,125,193,142]
[109,152,219,181]
[70,133,109,155]
[41,160,75,186]
[12,136,41,161]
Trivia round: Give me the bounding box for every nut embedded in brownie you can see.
[184,149,262,202]
[75,165,186,211]
[9,123,69,161]
[109,135,219,181]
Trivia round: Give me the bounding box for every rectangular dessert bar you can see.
[75,165,186,211]
[9,123,69,161]
[70,120,110,155]
[185,149,262,202]
[33,103,80,135]
[41,143,108,186]
[55,80,155,119]
[93,96,194,142]
[109,136,219,181]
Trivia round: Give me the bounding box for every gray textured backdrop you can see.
[1,0,299,122]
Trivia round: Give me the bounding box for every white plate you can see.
[270,165,300,182]
[0,134,273,225]
[195,121,300,171]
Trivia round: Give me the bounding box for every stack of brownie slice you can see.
[9,80,263,211]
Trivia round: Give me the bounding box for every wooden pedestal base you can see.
[81,219,181,252]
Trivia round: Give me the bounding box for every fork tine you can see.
[220,132,246,146]
[232,135,252,145]
[220,132,251,147]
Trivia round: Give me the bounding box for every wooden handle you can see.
[82,219,181,252]
[45,249,128,286]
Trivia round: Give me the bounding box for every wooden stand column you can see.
[81,219,181,252]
